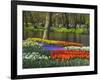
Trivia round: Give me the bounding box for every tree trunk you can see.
[29,12,34,27]
[24,12,28,27]
[64,13,68,28]
[43,12,51,39]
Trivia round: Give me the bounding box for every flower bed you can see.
[27,38,83,46]
[65,46,89,51]
[22,40,50,56]
[23,38,90,68]
[50,50,89,60]
[55,41,82,46]
[43,44,65,50]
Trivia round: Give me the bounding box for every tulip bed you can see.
[23,38,90,68]
[27,38,83,46]
[50,50,89,61]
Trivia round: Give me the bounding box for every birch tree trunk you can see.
[43,12,51,39]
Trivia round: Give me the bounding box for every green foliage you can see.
[23,11,89,39]
[75,28,87,34]
[23,40,39,53]
[23,58,89,68]
[23,11,90,30]
[24,26,44,39]
[24,26,87,34]
[23,40,50,56]
[24,26,88,39]
[23,52,50,60]
[22,39,89,68]
[24,26,44,34]
[53,28,87,34]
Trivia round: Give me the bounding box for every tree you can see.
[29,12,35,27]
[43,12,52,39]
[23,11,29,27]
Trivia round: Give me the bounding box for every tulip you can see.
[50,50,89,61]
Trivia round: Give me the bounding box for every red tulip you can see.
[50,50,89,61]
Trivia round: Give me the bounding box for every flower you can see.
[26,38,83,46]
[65,46,90,51]
[55,41,83,46]
[50,50,89,60]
